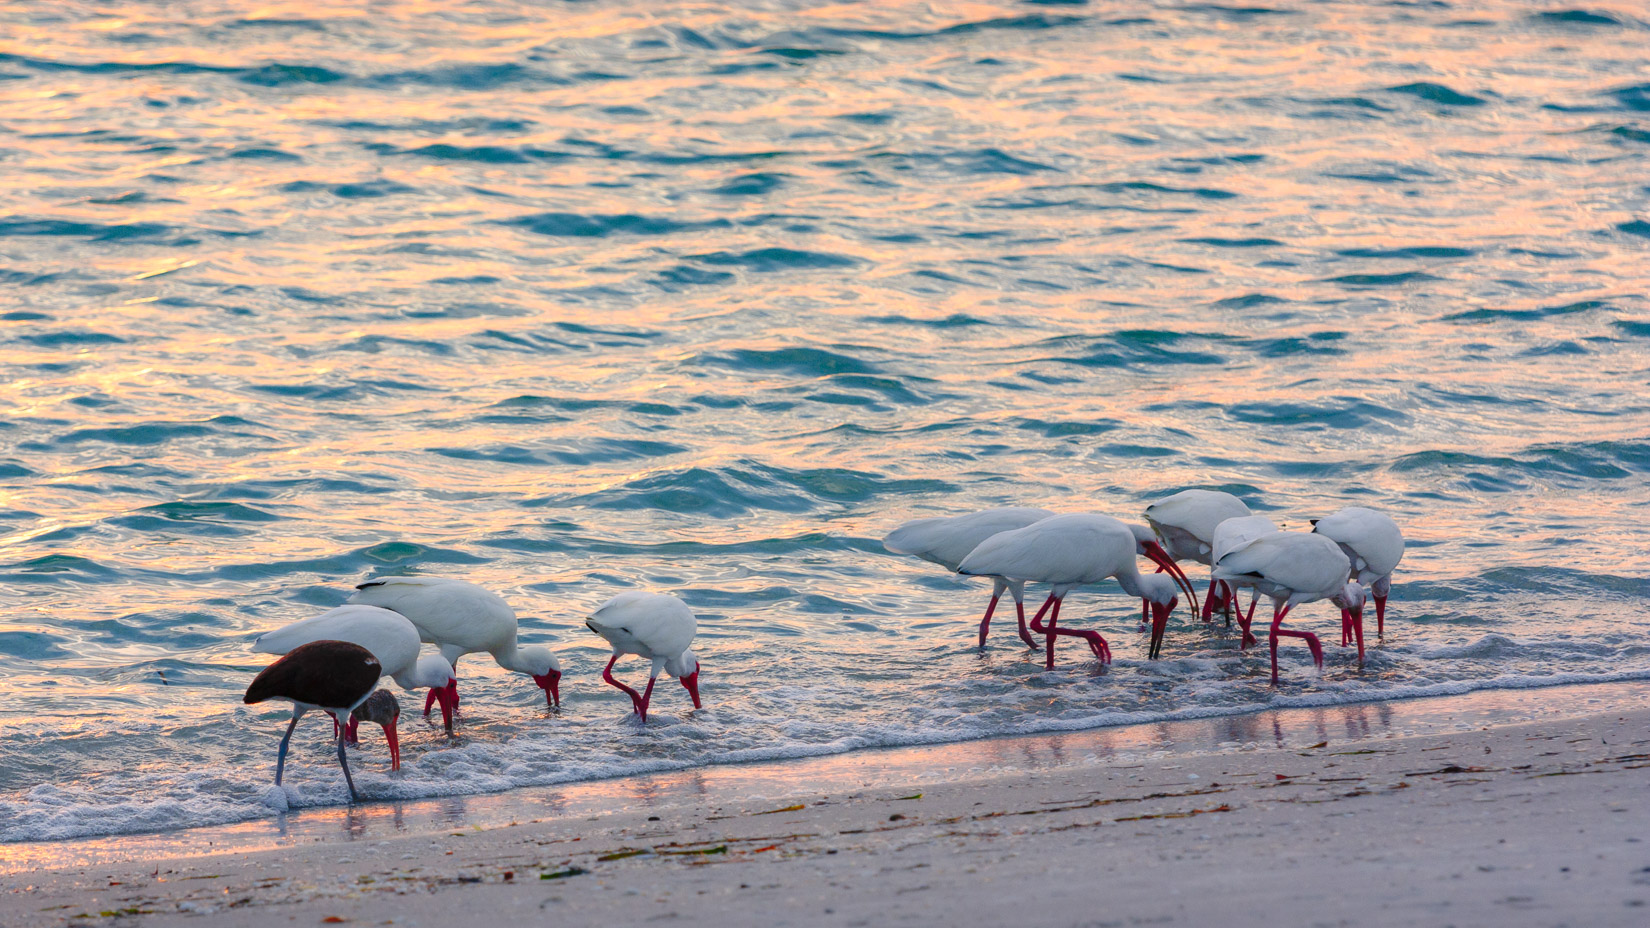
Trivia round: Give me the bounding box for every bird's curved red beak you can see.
[534,670,561,708]
[1143,542,1200,614]
[1342,606,1366,665]
[680,669,701,709]
[383,719,401,771]
[1148,597,1178,660]
[431,680,456,733]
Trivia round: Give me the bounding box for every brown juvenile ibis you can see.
[243,639,382,801]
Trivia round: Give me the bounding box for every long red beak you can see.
[382,721,400,771]
[680,669,702,709]
[534,670,561,708]
[1344,607,1366,665]
[1143,543,1200,614]
[1148,598,1177,660]
[432,680,456,734]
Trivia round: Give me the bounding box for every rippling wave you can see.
[3,0,1650,842]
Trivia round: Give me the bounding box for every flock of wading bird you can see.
[885,491,1403,679]
[242,490,1402,801]
[243,581,699,800]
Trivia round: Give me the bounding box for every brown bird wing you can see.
[244,640,382,709]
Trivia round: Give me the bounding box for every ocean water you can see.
[2,0,1649,844]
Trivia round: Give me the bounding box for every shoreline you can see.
[7,679,1649,926]
[4,678,1647,875]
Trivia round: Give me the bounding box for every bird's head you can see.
[521,646,562,707]
[1140,574,1180,610]
[410,654,458,727]
[412,654,456,690]
[1139,574,1181,660]
[667,649,701,709]
[352,689,402,771]
[1334,580,1366,617]
[1133,531,1200,613]
[352,688,400,727]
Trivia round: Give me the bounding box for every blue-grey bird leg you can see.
[274,711,302,786]
[336,730,359,802]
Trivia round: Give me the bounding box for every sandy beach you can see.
[6,683,1648,927]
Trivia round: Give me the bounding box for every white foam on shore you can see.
[8,658,1650,844]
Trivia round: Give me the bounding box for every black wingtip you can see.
[1309,519,1319,527]
[355,580,385,590]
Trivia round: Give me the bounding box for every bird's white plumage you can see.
[589,591,702,721]
[1144,490,1252,564]
[349,576,559,676]
[253,604,453,692]
[959,513,1137,588]
[348,577,513,652]
[1212,532,1354,607]
[957,513,1175,606]
[956,511,1184,666]
[1210,515,1282,568]
[1213,532,1366,684]
[1312,507,1404,584]
[587,591,697,671]
[883,507,1055,571]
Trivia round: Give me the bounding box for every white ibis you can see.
[1208,515,1281,644]
[351,690,401,771]
[957,514,1184,667]
[586,591,701,723]
[1212,532,1366,684]
[883,507,1054,649]
[253,604,457,733]
[243,639,382,801]
[1145,490,1252,620]
[348,577,562,717]
[1311,507,1404,635]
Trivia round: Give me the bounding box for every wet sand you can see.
[6,684,1650,926]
